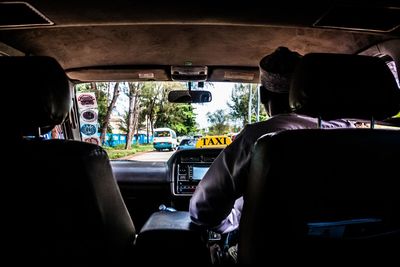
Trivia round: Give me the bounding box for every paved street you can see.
[125,150,174,162]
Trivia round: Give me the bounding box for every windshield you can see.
[74,81,264,162]
[180,139,195,146]
[154,131,171,137]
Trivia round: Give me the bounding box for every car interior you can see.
[1,0,400,265]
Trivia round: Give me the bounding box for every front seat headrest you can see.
[1,56,71,136]
[289,53,400,120]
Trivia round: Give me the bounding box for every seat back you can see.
[4,57,135,266]
[239,129,400,263]
[238,53,400,263]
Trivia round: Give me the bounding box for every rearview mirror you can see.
[168,90,212,103]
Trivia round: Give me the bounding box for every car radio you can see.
[171,148,222,196]
[175,163,210,195]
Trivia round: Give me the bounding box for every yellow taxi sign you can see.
[195,135,232,148]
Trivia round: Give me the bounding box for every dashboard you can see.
[112,148,222,229]
[168,148,223,196]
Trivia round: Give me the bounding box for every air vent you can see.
[0,2,53,27]
[314,5,400,32]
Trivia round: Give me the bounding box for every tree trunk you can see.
[148,96,156,137]
[133,90,140,143]
[100,82,120,145]
[91,82,97,90]
[91,82,101,119]
[135,115,140,145]
[125,83,137,149]
[146,115,150,144]
[150,104,155,137]
[146,109,153,144]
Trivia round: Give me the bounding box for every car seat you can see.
[4,56,136,266]
[238,53,400,263]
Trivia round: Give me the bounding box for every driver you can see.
[189,47,355,235]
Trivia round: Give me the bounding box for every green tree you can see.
[99,82,120,144]
[154,103,198,136]
[228,83,253,127]
[153,82,198,135]
[125,82,144,149]
[207,109,229,135]
[173,104,198,135]
[228,83,268,128]
[154,82,178,128]
[118,110,129,133]
[140,82,164,138]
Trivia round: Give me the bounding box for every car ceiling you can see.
[0,0,399,82]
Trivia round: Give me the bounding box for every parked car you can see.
[153,127,177,151]
[177,138,196,150]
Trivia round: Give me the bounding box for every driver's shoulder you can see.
[245,113,306,130]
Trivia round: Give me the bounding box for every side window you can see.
[380,55,400,88]
[386,60,400,88]
[381,56,400,124]
[172,131,177,138]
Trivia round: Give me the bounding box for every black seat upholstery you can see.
[5,57,135,266]
[238,53,400,263]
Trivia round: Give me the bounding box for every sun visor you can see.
[209,67,259,83]
[67,67,170,82]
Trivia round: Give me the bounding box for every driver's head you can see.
[259,46,302,116]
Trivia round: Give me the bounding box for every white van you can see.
[153,127,178,151]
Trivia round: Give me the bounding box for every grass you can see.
[104,144,154,159]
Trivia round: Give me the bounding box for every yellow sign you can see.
[195,135,232,148]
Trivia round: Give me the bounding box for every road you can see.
[125,150,174,162]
